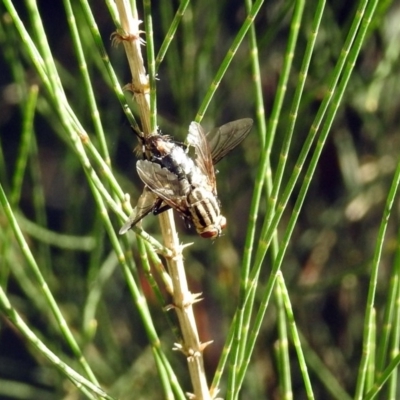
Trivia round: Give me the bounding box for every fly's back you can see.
[120,119,253,238]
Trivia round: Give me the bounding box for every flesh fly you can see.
[119,118,253,238]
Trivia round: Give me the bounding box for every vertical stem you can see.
[114,1,211,398]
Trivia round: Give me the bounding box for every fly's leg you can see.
[152,199,171,216]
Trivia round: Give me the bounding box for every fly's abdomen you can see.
[188,187,226,239]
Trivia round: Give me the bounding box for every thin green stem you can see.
[11,86,38,205]
[224,0,269,394]
[64,0,111,165]
[366,309,377,391]
[82,250,120,339]
[85,176,183,394]
[375,271,397,375]
[155,0,190,72]
[0,182,99,384]
[387,261,400,399]
[16,212,96,250]
[0,286,112,400]
[275,275,294,400]
[143,0,157,132]
[28,128,52,274]
[242,0,368,320]
[153,346,175,400]
[158,1,182,106]
[232,0,306,394]
[211,312,237,394]
[195,0,265,121]
[364,353,400,400]
[298,331,353,399]
[356,127,400,393]
[238,0,372,389]
[81,0,138,129]
[352,2,388,398]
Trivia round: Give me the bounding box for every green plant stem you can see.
[11,86,38,205]
[298,331,353,400]
[356,100,399,385]
[275,274,294,400]
[82,0,138,129]
[231,0,305,396]
[64,0,111,165]
[0,182,99,384]
[366,309,377,391]
[238,0,372,390]
[16,212,95,250]
[195,0,265,121]
[387,267,400,399]
[155,0,190,72]
[0,285,112,400]
[143,0,157,132]
[364,353,400,400]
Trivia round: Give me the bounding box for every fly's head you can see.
[133,126,173,161]
[197,214,227,239]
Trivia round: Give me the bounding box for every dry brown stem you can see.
[114,1,213,398]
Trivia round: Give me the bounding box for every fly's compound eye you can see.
[200,228,219,239]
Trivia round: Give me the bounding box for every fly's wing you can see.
[119,187,161,234]
[206,118,253,165]
[187,122,216,188]
[136,160,189,214]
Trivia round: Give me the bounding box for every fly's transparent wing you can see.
[136,160,189,213]
[206,118,253,164]
[187,122,216,188]
[119,187,160,234]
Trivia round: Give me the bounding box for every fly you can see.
[119,118,253,238]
